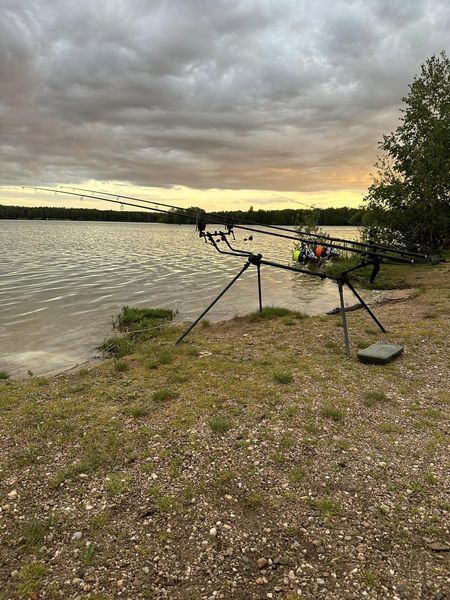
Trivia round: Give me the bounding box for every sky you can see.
[0,0,449,212]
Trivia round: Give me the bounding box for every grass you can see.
[362,390,390,406]
[321,403,344,422]
[214,470,235,495]
[99,336,132,358]
[18,563,47,598]
[0,370,10,379]
[158,349,175,364]
[20,518,51,548]
[114,359,129,372]
[115,306,174,331]
[289,467,305,484]
[241,491,264,511]
[152,388,179,403]
[121,403,150,418]
[307,497,342,517]
[273,370,294,384]
[249,307,306,321]
[1,269,449,599]
[105,474,131,495]
[208,416,232,434]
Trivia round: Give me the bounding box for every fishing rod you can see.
[53,185,429,261]
[30,186,415,265]
[30,185,434,357]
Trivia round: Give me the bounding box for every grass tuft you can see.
[362,390,390,406]
[249,307,306,321]
[273,370,294,384]
[99,336,132,358]
[20,518,50,548]
[307,497,342,517]
[321,403,344,422]
[152,388,179,404]
[115,306,173,331]
[114,359,129,372]
[208,416,232,434]
[0,370,10,379]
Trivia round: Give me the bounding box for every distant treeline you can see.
[0,204,365,226]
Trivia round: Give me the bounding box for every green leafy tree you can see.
[364,52,450,249]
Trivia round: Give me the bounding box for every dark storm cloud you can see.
[0,0,448,191]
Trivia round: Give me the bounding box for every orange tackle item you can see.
[314,245,324,258]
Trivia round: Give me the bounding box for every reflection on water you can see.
[0,220,362,376]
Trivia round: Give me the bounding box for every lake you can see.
[0,220,363,376]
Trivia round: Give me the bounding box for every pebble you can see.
[10,570,18,578]
[209,527,217,538]
[7,490,18,500]
[71,531,83,541]
[257,558,268,569]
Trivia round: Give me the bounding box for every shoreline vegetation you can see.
[1,258,449,599]
[0,204,365,226]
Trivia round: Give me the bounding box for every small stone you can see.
[7,490,18,500]
[209,527,217,538]
[427,542,450,552]
[71,531,83,541]
[257,558,268,569]
[10,570,19,578]
[143,567,149,574]
[117,579,124,587]
[72,578,82,585]
[256,577,265,585]
[317,578,325,585]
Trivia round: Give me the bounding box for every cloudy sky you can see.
[0,0,448,211]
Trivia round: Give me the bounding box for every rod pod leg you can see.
[256,262,263,312]
[338,281,351,357]
[345,280,386,333]
[175,261,251,345]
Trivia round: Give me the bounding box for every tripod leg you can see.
[338,281,351,357]
[176,261,251,344]
[257,262,263,312]
[345,280,386,333]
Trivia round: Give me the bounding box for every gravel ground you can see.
[0,260,449,600]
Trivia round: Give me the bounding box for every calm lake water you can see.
[1,220,363,376]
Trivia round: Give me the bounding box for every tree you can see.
[364,52,450,249]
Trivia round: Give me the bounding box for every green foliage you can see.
[364,52,450,249]
[273,370,294,384]
[249,307,306,321]
[307,497,342,517]
[20,518,50,548]
[0,204,365,226]
[362,390,390,406]
[114,360,129,372]
[208,416,232,434]
[17,563,47,598]
[115,306,173,331]
[321,403,344,422]
[99,336,132,357]
[0,371,10,379]
[152,388,179,403]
